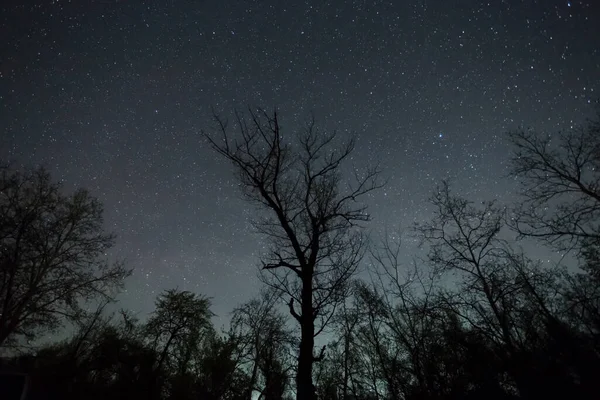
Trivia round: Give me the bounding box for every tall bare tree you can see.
[204,108,382,400]
[0,165,130,348]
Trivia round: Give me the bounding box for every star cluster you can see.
[1,0,598,322]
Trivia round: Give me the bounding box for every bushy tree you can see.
[0,165,130,348]
[144,289,214,373]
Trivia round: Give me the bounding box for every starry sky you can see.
[1,0,599,324]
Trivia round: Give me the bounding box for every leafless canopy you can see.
[204,108,381,327]
[508,113,600,253]
[230,288,294,400]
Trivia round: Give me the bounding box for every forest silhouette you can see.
[1,108,599,400]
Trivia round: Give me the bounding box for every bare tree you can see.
[413,182,538,392]
[204,108,382,400]
[368,233,449,399]
[412,181,600,399]
[230,288,294,400]
[414,181,516,343]
[508,111,600,255]
[0,165,130,348]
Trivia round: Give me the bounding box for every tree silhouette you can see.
[144,289,214,374]
[508,110,600,254]
[0,165,130,348]
[204,108,382,400]
[194,333,248,400]
[15,308,162,400]
[506,110,600,398]
[230,289,293,400]
[413,180,600,400]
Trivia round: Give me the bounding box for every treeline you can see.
[0,108,599,400]
[2,288,293,400]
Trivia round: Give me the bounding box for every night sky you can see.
[1,0,599,324]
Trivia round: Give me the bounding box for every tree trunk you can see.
[297,273,315,400]
[247,345,260,400]
[343,333,350,400]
